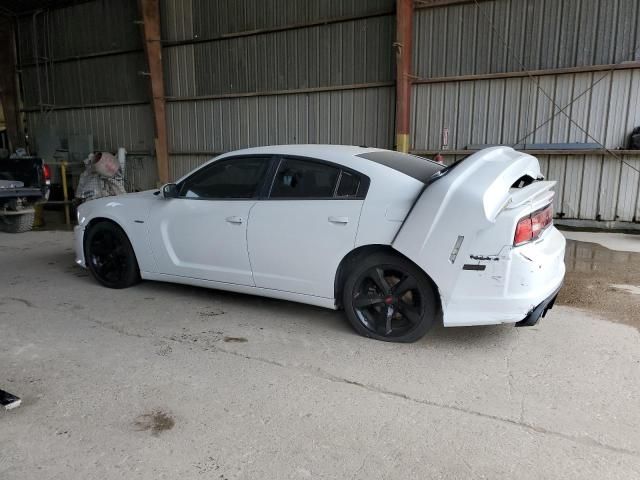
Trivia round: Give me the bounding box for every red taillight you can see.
[514,204,553,246]
[43,164,51,181]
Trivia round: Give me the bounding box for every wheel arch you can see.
[84,216,128,241]
[83,216,140,266]
[333,244,442,311]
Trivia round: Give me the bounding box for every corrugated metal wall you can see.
[18,0,157,190]
[161,0,394,42]
[163,16,394,97]
[25,105,154,153]
[16,0,141,62]
[411,0,640,226]
[167,87,394,156]
[411,69,640,151]
[21,52,148,107]
[19,0,396,190]
[413,0,640,78]
[161,0,396,177]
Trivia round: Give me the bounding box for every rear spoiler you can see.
[504,181,555,211]
[393,146,546,250]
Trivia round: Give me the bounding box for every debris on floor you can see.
[0,389,22,410]
[133,410,175,436]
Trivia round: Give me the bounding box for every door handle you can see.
[328,216,349,224]
[225,216,243,224]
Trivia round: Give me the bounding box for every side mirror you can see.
[162,183,179,198]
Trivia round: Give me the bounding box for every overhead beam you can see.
[413,62,640,85]
[395,0,413,153]
[0,15,24,151]
[137,0,169,184]
[414,0,491,9]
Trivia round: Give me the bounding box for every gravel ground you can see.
[1,230,639,479]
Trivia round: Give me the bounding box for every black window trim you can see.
[174,153,370,202]
[176,154,277,201]
[265,154,370,201]
[355,151,444,184]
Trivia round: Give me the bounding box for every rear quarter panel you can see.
[391,147,545,308]
[353,166,424,247]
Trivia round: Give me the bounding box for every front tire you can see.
[342,252,437,342]
[84,221,140,288]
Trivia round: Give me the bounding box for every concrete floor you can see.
[1,230,639,479]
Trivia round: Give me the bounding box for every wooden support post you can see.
[394,0,414,153]
[0,15,24,151]
[137,0,169,184]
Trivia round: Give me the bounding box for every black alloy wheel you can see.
[343,253,436,342]
[84,221,140,289]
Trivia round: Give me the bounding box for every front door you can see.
[147,156,271,286]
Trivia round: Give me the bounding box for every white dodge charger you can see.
[75,145,565,342]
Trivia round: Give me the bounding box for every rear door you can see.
[247,156,367,298]
[147,156,271,285]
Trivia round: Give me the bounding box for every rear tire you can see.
[0,212,35,233]
[342,252,437,343]
[84,221,140,289]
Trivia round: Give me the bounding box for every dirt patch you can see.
[155,343,173,356]
[559,240,640,330]
[168,330,224,350]
[198,309,225,317]
[223,336,248,343]
[133,410,175,436]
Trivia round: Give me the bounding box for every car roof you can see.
[216,144,383,159]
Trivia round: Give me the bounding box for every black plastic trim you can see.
[356,151,443,183]
[173,154,371,202]
[462,264,486,271]
[515,284,562,327]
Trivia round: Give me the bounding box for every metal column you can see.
[395,0,414,153]
[0,15,24,151]
[138,0,169,184]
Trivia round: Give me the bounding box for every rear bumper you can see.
[442,227,566,327]
[515,284,562,327]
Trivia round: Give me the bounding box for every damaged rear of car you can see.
[393,146,566,328]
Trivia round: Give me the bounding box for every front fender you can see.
[77,191,158,272]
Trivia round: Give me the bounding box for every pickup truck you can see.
[0,156,50,233]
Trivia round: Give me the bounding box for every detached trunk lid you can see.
[395,147,546,247]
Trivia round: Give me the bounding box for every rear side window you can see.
[179,157,269,199]
[270,158,340,199]
[336,171,361,197]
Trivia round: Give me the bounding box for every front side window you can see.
[270,158,340,199]
[179,157,269,199]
